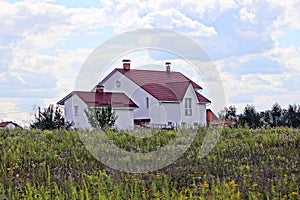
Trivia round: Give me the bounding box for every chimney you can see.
[122,59,131,70]
[96,84,104,93]
[165,62,171,72]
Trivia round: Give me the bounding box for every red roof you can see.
[100,68,210,103]
[206,109,219,122]
[0,121,19,128]
[58,91,138,108]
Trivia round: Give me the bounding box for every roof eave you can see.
[57,91,75,105]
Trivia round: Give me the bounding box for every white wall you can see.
[179,84,207,126]
[159,102,181,125]
[100,71,160,121]
[114,108,135,130]
[199,103,207,126]
[64,93,135,130]
[6,123,16,129]
[64,94,91,130]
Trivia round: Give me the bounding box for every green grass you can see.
[0,127,299,199]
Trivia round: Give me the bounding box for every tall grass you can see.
[0,127,299,199]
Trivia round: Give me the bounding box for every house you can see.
[57,86,138,130]
[58,60,211,130]
[206,109,219,126]
[0,121,20,129]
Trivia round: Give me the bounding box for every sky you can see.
[0,0,300,127]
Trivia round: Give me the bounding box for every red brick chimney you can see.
[165,62,171,73]
[96,84,104,93]
[122,59,131,70]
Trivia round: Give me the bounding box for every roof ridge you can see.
[116,68,180,73]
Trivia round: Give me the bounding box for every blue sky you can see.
[0,0,300,126]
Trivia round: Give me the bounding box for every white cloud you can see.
[119,8,217,37]
[265,46,300,72]
[238,7,255,23]
[0,73,5,83]
[99,0,224,36]
[270,0,300,43]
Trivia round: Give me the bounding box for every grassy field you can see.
[0,127,299,199]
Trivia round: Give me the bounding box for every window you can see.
[116,80,121,88]
[146,97,149,109]
[74,106,79,116]
[185,98,192,116]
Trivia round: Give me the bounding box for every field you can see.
[0,127,299,199]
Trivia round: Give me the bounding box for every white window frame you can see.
[185,98,192,116]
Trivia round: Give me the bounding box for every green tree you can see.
[282,104,300,128]
[270,103,282,127]
[219,106,237,120]
[238,105,260,129]
[85,104,118,129]
[30,104,74,130]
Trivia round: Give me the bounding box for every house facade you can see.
[58,60,210,130]
[57,88,138,130]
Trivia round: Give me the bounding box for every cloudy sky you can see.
[0,0,300,126]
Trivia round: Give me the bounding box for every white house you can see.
[0,121,20,129]
[57,86,138,130]
[58,60,210,130]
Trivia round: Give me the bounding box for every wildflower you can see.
[253,182,258,187]
[229,180,238,187]
[203,181,209,188]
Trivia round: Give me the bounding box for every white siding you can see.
[63,93,135,130]
[154,85,207,127]
[161,103,182,126]
[100,71,160,120]
[179,84,207,126]
[114,108,135,130]
[64,94,91,130]
[6,123,16,129]
[199,103,207,126]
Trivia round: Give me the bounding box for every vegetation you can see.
[85,104,117,129]
[220,103,300,128]
[30,104,74,130]
[0,127,299,199]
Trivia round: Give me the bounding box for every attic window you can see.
[74,106,79,116]
[146,97,149,109]
[116,80,121,88]
[185,98,192,116]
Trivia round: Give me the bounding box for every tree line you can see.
[219,103,300,128]
[31,103,300,130]
[30,104,116,130]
